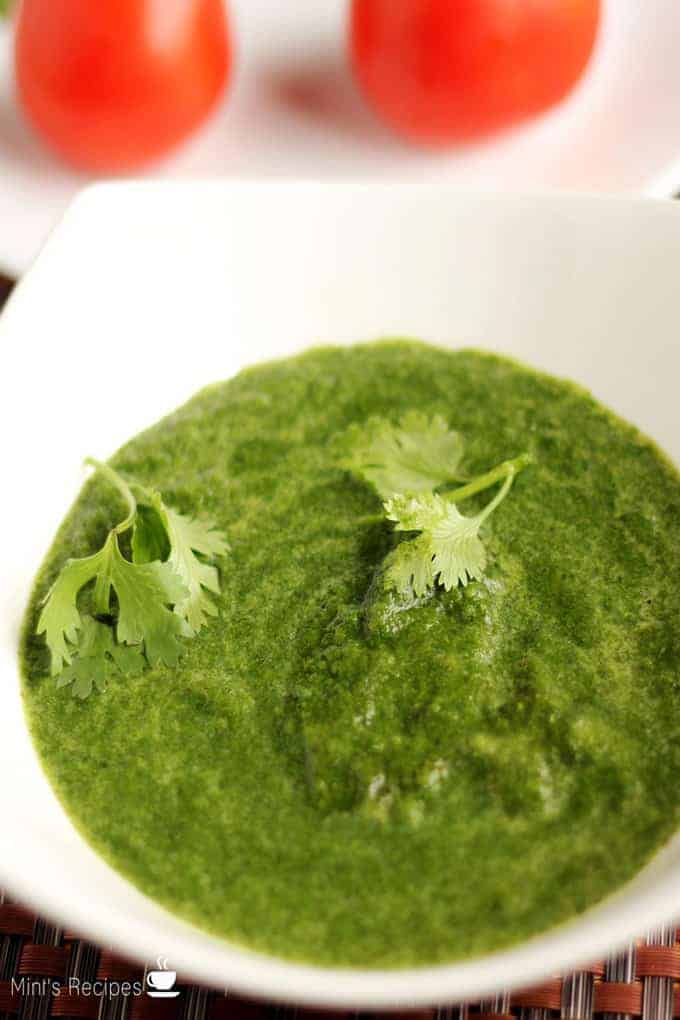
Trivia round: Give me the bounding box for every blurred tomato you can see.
[15,0,232,171]
[350,0,600,146]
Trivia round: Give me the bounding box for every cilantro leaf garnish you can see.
[95,532,188,665]
[342,411,466,499]
[343,414,531,598]
[55,616,146,700]
[37,547,113,675]
[131,503,170,564]
[136,491,229,634]
[384,465,517,594]
[55,616,117,699]
[37,459,228,696]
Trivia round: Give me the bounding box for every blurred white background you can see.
[1,0,680,273]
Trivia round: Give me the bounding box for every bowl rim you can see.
[4,839,680,1008]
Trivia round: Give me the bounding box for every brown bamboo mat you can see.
[1,270,679,1015]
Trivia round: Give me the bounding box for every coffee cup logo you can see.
[146,957,180,998]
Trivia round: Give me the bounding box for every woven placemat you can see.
[1,271,678,1017]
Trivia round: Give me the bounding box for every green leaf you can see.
[132,503,170,564]
[343,412,465,499]
[77,614,116,657]
[110,642,146,677]
[384,537,435,597]
[56,615,145,699]
[37,548,109,675]
[138,490,229,634]
[38,529,189,676]
[37,459,229,694]
[93,533,188,666]
[57,661,95,700]
[384,470,516,595]
[56,616,116,698]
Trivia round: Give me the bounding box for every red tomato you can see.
[350,0,600,146]
[15,0,232,171]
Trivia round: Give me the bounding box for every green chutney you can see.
[20,341,680,967]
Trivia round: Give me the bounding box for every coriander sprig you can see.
[84,457,137,533]
[341,411,466,499]
[384,455,526,594]
[37,460,228,697]
[343,414,530,596]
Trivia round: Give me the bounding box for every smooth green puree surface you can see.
[21,341,680,968]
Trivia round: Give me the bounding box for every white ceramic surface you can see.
[2,0,680,275]
[1,183,680,1007]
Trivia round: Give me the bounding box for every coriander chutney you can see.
[20,341,680,967]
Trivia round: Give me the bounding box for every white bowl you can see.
[1,182,680,1008]
[3,0,680,274]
